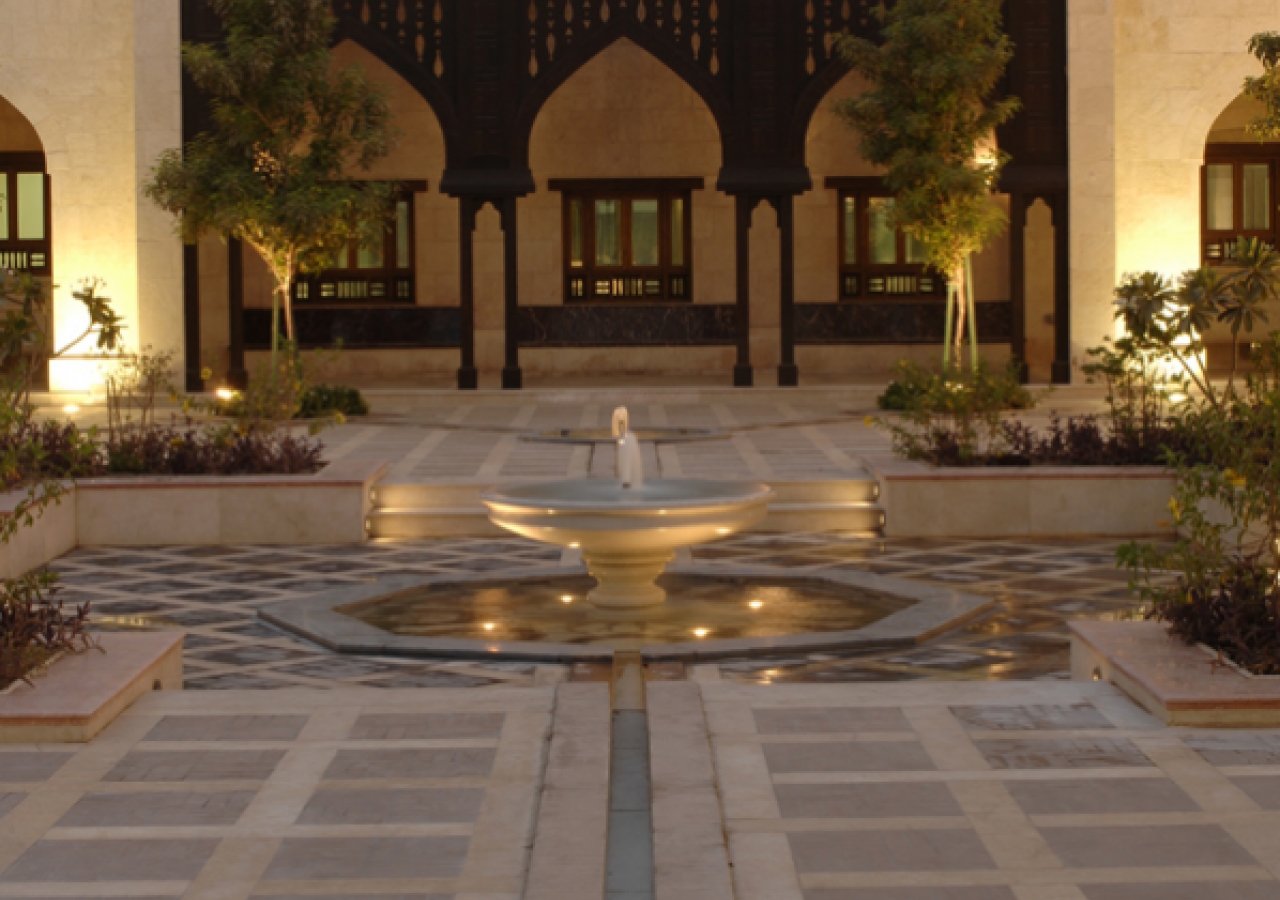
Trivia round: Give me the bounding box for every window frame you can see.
[292,181,425,305]
[549,177,701,303]
[0,152,51,276]
[826,176,944,301]
[1202,144,1280,265]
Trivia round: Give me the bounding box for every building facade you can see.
[0,0,1274,392]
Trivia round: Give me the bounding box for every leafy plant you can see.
[0,571,96,690]
[105,424,322,476]
[1121,332,1280,674]
[872,359,1037,465]
[0,271,125,406]
[835,0,1019,369]
[299,384,368,419]
[104,348,176,445]
[145,0,397,362]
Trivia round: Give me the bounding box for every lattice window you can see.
[1202,145,1280,266]
[294,189,420,304]
[830,178,944,301]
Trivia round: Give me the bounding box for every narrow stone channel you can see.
[607,651,655,900]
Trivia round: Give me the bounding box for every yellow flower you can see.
[1167,498,1182,522]
[863,416,875,427]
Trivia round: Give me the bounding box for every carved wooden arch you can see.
[330,17,464,167]
[510,25,735,169]
[785,56,855,167]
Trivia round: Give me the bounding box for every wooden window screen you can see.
[550,178,700,303]
[0,153,51,276]
[293,185,423,304]
[1203,144,1280,265]
[828,177,944,301]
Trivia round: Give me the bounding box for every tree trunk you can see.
[951,262,968,369]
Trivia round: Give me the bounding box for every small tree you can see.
[835,0,1019,370]
[145,0,396,363]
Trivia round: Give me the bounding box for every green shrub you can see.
[1121,332,1280,673]
[299,384,369,419]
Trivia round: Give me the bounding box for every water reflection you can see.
[340,574,915,648]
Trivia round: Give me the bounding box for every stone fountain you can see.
[481,407,772,609]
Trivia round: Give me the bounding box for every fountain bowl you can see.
[481,478,771,609]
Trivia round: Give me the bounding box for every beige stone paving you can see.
[701,681,1280,900]
[0,688,557,900]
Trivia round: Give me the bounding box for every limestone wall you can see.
[0,0,183,392]
[1069,0,1280,380]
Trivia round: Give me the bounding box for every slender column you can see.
[227,237,247,389]
[733,194,754,387]
[457,197,478,390]
[182,242,203,392]
[500,195,523,390]
[1008,192,1029,383]
[776,194,798,387]
[1050,193,1071,384]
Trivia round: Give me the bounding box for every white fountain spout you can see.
[611,406,630,439]
[617,431,644,489]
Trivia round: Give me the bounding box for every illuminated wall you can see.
[1069,0,1277,379]
[0,0,183,393]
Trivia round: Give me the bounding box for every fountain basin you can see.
[522,427,726,445]
[481,478,771,609]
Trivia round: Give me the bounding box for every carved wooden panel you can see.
[798,0,879,77]
[523,0,731,82]
[333,0,454,83]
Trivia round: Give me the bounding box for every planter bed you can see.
[866,456,1176,539]
[1070,620,1280,727]
[0,632,183,742]
[0,459,385,575]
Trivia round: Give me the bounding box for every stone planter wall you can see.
[865,457,1177,539]
[0,459,385,577]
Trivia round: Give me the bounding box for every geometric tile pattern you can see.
[55,534,1159,689]
[0,686,551,898]
[705,681,1280,900]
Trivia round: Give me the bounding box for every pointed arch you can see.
[330,17,462,167]
[786,59,854,164]
[512,24,733,168]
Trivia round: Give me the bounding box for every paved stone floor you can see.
[311,389,1111,482]
[53,533,1160,689]
[0,687,551,898]
[708,681,1280,900]
[7,682,1280,898]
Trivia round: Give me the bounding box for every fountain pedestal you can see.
[582,548,675,609]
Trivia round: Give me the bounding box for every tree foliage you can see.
[145,0,397,342]
[1244,32,1280,139]
[834,0,1019,364]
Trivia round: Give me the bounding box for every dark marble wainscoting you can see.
[515,304,737,347]
[244,306,461,350]
[795,300,1013,344]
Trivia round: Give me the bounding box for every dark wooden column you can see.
[1008,193,1029,383]
[733,195,755,388]
[227,237,247,389]
[182,243,203,392]
[500,195,523,391]
[457,197,479,390]
[775,194,798,387]
[1050,193,1071,384]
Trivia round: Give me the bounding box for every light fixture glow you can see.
[569,542,580,549]
[483,622,496,631]
[717,528,731,535]
[693,628,709,638]
[749,600,764,609]
[215,387,237,401]
[561,595,574,604]
[62,404,80,415]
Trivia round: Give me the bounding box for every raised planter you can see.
[0,487,76,579]
[0,632,184,742]
[866,456,1176,538]
[0,459,385,575]
[1070,620,1280,727]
